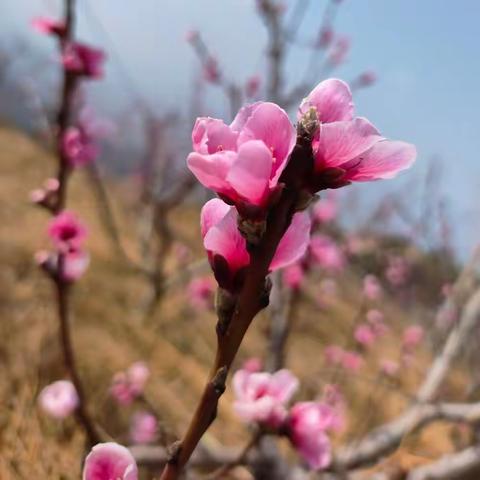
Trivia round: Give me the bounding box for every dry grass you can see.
[0,128,467,479]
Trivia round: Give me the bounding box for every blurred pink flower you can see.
[316,26,334,49]
[242,357,262,373]
[203,56,220,83]
[324,345,344,365]
[187,276,216,310]
[402,325,424,350]
[62,42,105,78]
[309,234,345,272]
[83,442,138,480]
[355,70,377,88]
[328,36,350,66]
[188,102,296,215]
[354,324,376,347]
[313,192,337,224]
[288,402,336,470]
[380,359,399,377]
[233,368,299,428]
[245,75,261,98]
[283,263,305,290]
[341,351,364,372]
[31,16,66,37]
[62,126,99,167]
[38,380,78,419]
[366,309,389,337]
[298,79,416,191]
[130,411,157,444]
[363,274,383,300]
[110,362,150,406]
[48,211,87,251]
[185,29,199,43]
[63,248,90,281]
[201,199,310,290]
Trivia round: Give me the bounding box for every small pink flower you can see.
[354,324,376,347]
[355,70,377,88]
[316,26,334,49]
[38,380,79,419]
[324,345,344,365]
[283,263,305,290]
[130,412,157,444]
[188,102,296,216]
[242,357,262,373]
[62,126,98,167]
[30,188,46,204]
[203,56,220,83]
[233,368,299,428]
[366,309,389,336]
[313,192,337,224]
[341,351,364,372]
[309,234,345,272]
[187,276,216,310]
[31,16,66,37]
[62,42,105,78]
[83,442,138,480]
[110,362,150,406]
[245,75,261,98]
[63,248,90,281]
[328,36,350,66]
[201,199,310,290]
[363,274,383,300]
[48,211,87,251]
[402,325,424,350]
[298,79,416,192]
[380,359,399,377]
[288,402,336,470]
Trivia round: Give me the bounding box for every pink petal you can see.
[203,205,249,271]
[187,150,237,196]
[83,443,138,480]
[200,198,231,238]
[192,117,238,154]
[230,102,261,132]
[237,102,296,178]
[344,140,417,181]
[315,117,383,170]
[226,140,273,205]
[268,369,299,403]
[299,78,354,123]
[270,212,311,271]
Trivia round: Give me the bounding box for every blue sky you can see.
[2,0,480,255]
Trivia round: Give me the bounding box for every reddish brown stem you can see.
[55,275,101,446]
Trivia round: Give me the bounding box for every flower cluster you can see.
[36,211,90,282]
[187,78,415,292]
[110,362,151,406]
[232,364,343,470]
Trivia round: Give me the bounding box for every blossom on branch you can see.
[38,380,79,419]
[83,443,138,480]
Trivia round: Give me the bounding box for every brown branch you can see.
[158,119,315,480]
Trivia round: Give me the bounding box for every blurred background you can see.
[1,1,480,479]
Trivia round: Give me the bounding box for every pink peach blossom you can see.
[188,102,296,215]
[363,274,383,300]
[62,126,99,167]
[203,56,220,83]
[62,42,105,78]
[354,324,376,347]
[130,412,157,444]
[62,248,90,281]
[380,359,400,377]
[402,325,424,350]
[242,357,262,373]
[283,263,305,290]
[309,234,345,272]
[187,276,216,310]
[110,362,150,406]
[83,442,138,480]
[316,26,334,49]
[298,79,416,191]
[200,199,310,290]
[232,368,299,428]
[38,380,79,419]
[288,402,336,470]
[32,16,66,37]
[341,351,364,372]
[312,192,337,224]
[48,211,87,251]
[245,75,261,98]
